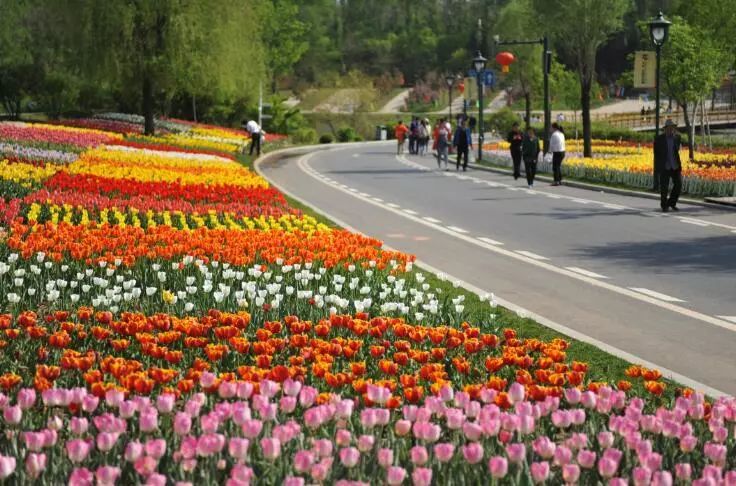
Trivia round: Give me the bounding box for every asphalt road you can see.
[258,142,736,395]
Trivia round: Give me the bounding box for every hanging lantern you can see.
[458,81,465,94]
[495,51,516,73]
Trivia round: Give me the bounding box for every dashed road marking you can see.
[565,267,609,279]
[387,203,400,208]
[373,197,384,203]
[447,226,469,234]
[516,250,549,261]
[403,209,418,215]
[680,219,710,227]
[477,237,504,246]
[629,288,685,303]
[546,194,562,199]
[571,198,590,204]
[423,217,442,224]
[717,316,736,324]
[359,192,371,197]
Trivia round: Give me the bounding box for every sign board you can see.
[484,70,495,88]
[633,51,656,88]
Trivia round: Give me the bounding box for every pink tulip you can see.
[218,380,237,399]
[489,456,508,479]
[124,441,144,462]
[387,466,407,485]
[196,434,226,457]
[598,457,618,478]
[395,419,412,436]
[17,388,36,410]
[293,449,314,473]
[82,395,99,413]
[565,388,582,405]
[47,415,63,431]
[378,448,394,468]
[633,466,652,486]
[652,470,673,486]
[434,443,455,463]
[242,419,263,438]
[284,477,305,486]
[283,378,302,396]
[133,456,158,478]
[23,432,46,452]
[724,471,736,486]
[506,443,526,464]
[462,442,484,465]
[105,389,124,408]
[508,382,525,403]
[299,386,318,408]
[580,391,597,408]
[25,452,46,479]
[336,429,352,446]
[0,455,16,479]
[155,393,176,414]
[609,478,628,486]
[675,463,692,481]
[96,432,119,452]
[139,411,158,432]
[312,438,333,458]
[412,467,432,486]
[228,438,250,463]
[118,401,136,419]
[410,445,429,466]
[280,396,297,414]
[146,473,167,486]
[95,466,121,486]
[366,384,391,405]
[70,417,89,436]
[3,405,22,425]
[577,450,596,469]
[145,439,167,459]
[562,464,580,483]
[339,447,360,468]
[261,437,281,460]
[358,434,375,452]
[66,439,92,463]
[553,445,572,466]
[69,467,93,486]
[533,436,556,459]
[172,412,191,436]
[530,461,550,483]
[597,431,614,449]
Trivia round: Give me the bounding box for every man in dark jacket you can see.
[453,119,473,171]
[507,122,523,179]
[653,119,682,212]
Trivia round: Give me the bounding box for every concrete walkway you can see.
[378,89,412,113]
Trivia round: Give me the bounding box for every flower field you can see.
[1,117,735,485]
[487,140,736,197]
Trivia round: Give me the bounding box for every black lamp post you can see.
[445,75,456,124]
[472,51,487,162]
[648,11,671,189]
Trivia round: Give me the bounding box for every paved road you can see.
[258,143,736,395]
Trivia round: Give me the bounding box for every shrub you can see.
[291,128,317,144]
[337,127,357,143]
[319,134,334,144]
[487,108,522,132]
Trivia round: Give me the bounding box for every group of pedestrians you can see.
[507,122,566,188]
[395,117,473,172]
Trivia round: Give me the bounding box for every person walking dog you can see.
[654,119,682,212]
[522,127,540,188]
[453,119,473,171]
[549,123,566,186]
[507,122,523,180]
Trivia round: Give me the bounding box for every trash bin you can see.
[380,127,387,140]
[375,125,388,141]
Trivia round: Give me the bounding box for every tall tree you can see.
[260,0,309,93]
[66,0,263,134]
[532,0,630,157]
[660,20,728,159]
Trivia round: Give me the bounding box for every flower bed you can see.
[0,117,731,484]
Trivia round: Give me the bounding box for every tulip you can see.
[0,455,16,479]
[147,473,167,486]
[242,419,263,438]
[284,477,305,486]
[293,449,314,473]
[261,437,281,460]
[577,450,596,469]
[125,441,144,462]
[412,467,433,486]
[312,439,333,458]
[3,405,22,425]
[17,388,36,410]
[386,466,407,485]
[531,461,550,484]
[229,438,250,463]
[145,439,167,459]
[336,429,351,446]
[553,445,572,466]
[339,447,360,468]
[562,464,580,484]
[378,448,394,468]
[25,452,46,479]
[96,432,119,452]
[133,456,158,478]
[69,467,93,486]
[410,445,429,466]
[462,442,484,464]
[633,466,652,486]
[156,393,176,413]
[395,419,411,436]
[283,378,302,396]
[508,383,525,404]
[66,439,92,463]
[434,443,455,463]
[357,434,375,452]
[506,443,526,464]
[598,457,618,478]
[95,466,122,486]
[597,431,614,449]
[489,456,508,479]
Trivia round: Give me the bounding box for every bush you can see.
[291,128,317,144]
[337,127,357,143]
[487,108,522,133]
[319,134,334,144]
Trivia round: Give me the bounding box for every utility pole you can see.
[258,81,263,128]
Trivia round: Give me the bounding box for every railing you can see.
[600,107,736,130]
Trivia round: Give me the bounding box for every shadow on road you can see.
[572,235,736,273]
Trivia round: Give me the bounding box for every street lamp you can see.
[445,75,456,124]
[472,51,487,162]
[648,11,671,189]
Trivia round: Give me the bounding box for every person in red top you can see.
[394,120,409,154]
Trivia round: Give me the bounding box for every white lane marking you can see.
[292,151,736,335]
[680,219,710,227]
[604,204,628,210]
[423,217,442,224]
[473,179,484,183]
[629,288,686,303]
[447,226,469,234]
[717,316,736,324]
[571,198,590,204]
[508,187,520,191]
[348,188,358,193]
[477,237,504,246]
[546,194,562,199]
[516,250,549,261]
[254,148,733,396]
[373,197,384,203]
[565,267,609,279]
[387,203,400,208]
[403,209,418,215]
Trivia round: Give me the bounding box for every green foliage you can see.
[266,96,309,135]
[336,127,357,143]
[260,0,309,93]
[291,128,318,145]
[318,134,334,144]
[487,108,522,132]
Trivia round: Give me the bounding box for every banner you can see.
[633,51,656,88]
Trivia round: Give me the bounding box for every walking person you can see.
[395,120,409,155]
[245,119,263,156]
[453,118,472,171]
[654,119,682,212]
[417,119,429,156]
[434,118,451,170]
[507,122,523,180]
[522,127,540,188]
[409,117,419,154]
[549,122,566,186]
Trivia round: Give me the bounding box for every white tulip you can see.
[7,293,20,303]
[71,294,79,303]
[146,287,157,296]
[184,302,194,312]
[28,288,36,296]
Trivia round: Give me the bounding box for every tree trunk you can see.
[580,77,592,157]
[142,74,155,136]
[192,95,197,122]
[524,92,531,130]
[682,101,694,161]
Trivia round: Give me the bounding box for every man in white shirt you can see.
[549,123,566,186]
[244,120,262,156]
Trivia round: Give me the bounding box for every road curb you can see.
[471,156,735,211]
[254,144,728,398]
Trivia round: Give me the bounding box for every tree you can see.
[661,20,729,159]
[66,0,263,135]
[495,0,543,129]
[532,0,630,157]
[260,0,309,94]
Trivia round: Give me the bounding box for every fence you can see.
[483,152,736,198]
[601,107,736,131]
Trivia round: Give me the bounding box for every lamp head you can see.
[649,11,671,46]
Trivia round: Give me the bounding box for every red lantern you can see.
[495,51,515,73]
[458,81,465,94]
